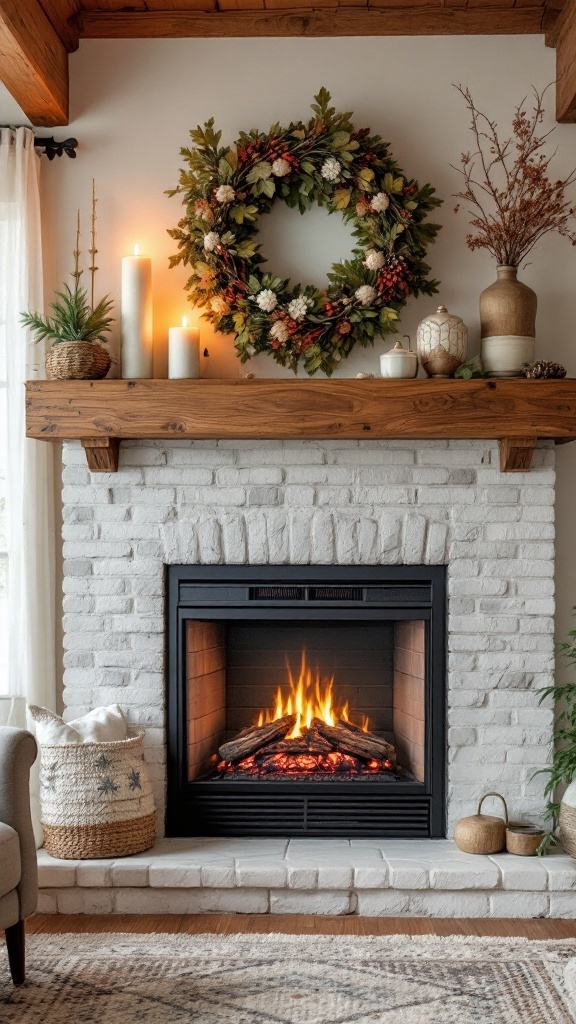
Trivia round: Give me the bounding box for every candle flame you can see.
[182,316,188,328]
[133,243,140,256]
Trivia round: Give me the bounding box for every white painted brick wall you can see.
[60,439,556,835]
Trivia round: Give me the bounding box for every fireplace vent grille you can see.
[250,586,304,600]
[185,791,431,837]
[308,586,363,601]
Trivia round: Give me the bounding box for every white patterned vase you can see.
[416,305,468,378]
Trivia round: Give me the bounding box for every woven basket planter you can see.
[560,779,576,859]
[39,731,156,859]
[45,340,111,380]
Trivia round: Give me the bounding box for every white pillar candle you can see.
[168,317,200,379]
[121,245,153,378]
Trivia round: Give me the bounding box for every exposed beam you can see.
[554,0,576,121]
[78,7,546,39]
[0,0,69,126]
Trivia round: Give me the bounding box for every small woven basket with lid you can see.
[454,792,508,855]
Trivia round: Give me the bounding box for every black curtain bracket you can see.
[34,136,78,160]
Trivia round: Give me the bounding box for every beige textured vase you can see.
[480,266,536,377]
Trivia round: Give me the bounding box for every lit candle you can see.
[168,316,200,379]
[121,244,153,378]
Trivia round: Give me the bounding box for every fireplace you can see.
[166,565,446,838]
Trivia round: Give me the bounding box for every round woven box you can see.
[39,731,156,859]
[454,792,508,855]
[45,340,111,380]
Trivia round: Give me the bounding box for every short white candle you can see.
[168,316,200,379]
[121,244,153,378]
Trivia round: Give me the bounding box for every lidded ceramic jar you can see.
[379,337,418,379]
[416,305,468,378]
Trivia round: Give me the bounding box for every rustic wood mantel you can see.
[25,377,576,473]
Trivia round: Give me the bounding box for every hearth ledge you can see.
[36,840,576,918]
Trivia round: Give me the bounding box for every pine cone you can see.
[522,360,567,380]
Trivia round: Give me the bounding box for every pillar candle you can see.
[168,317,200,379]
[121,245,153,378]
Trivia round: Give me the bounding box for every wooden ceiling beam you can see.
[0,0,69,126]
[77,7,546,38]
[551,0,576,121]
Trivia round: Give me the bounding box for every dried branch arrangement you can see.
[453,85,576,267]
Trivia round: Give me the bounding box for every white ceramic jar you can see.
[379,338,418,379]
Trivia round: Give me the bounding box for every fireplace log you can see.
[312,718,395,762]
[263,730,334,755]
[218,715,296,763]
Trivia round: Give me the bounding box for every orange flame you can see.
[256,652,369,737]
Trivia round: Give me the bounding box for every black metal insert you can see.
[166,565,446,838]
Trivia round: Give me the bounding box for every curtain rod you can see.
[0,129,78,159]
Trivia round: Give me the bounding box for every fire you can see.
[256,651,369,738]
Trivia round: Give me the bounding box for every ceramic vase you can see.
[416,305,468,378]
[480,266,536,377]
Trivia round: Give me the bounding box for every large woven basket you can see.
[45,340,111,380]
[39,731,156,859]
[560,780,576,858]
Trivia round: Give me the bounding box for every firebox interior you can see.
[167,565,446,838]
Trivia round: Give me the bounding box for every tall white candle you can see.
[121,245,153,378]
[168,317,200,379]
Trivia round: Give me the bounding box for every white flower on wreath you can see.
[203,231,220,252]
[355,285,378,307]
[364,249,385,271]
[272,158,291,178]
[288,296,309,321]
[256,289,278,313]
[270,321,289,345]
[370,192,390,213]
[215,184,235,204]
[321,157,341,182]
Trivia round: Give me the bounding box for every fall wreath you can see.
[168,90,442,376]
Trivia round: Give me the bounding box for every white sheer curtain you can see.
[0,127,56,717]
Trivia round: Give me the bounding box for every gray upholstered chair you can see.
[0,727,38,985]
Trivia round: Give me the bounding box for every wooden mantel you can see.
[25,377,576,474]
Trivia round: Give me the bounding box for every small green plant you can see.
[21,284,113,346]
[454,357,487,379]
[534,616,576,854]
[21,181,113,347]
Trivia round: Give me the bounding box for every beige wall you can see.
[2,34,576,685]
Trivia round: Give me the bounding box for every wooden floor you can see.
[26,914,576,939]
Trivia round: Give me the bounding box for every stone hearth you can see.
[37,840,576,918]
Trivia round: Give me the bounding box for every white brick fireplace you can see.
[47,436,564,917]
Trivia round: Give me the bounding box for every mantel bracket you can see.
[499,437,537,473]
[82,437,120,472]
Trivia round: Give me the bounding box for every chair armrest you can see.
[0,728,38,917]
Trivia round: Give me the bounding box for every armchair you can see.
[0,727,38,985]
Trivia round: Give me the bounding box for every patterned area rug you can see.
[2,933,576,1024]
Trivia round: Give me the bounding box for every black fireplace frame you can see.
[166,564,446,838]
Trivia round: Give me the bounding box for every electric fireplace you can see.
[166,565,446,837]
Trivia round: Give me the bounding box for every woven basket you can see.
[454,791,508,855]
[39,731,156,859]
[560,802,576,858]
[45,340,111,380]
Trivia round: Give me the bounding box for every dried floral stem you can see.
[452,84,576,267]
[89,179,98,310]
[72,211,82,288]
